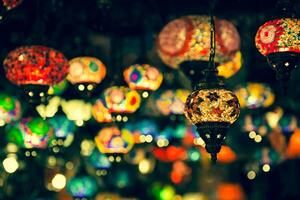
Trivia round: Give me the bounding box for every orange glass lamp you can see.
[103,86,141,114]
[217,146,237,164]
[94,126,134,159]
[68,57,106,94]
[235,82,275,109]
[3,46,69,104]
[286,129,300,159]
[123,64,163,98]
[157,15,240,84]
[216,183,245,200]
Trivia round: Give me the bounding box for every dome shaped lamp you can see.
[255,0,300,88]
[184,5,240,163]
[3,46,69,104]
[157,15,240,86]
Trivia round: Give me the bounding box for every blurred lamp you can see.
[103,86,141,114]
[92,99,112,123]
[123,64,163,91]
[67,175,97,199]
[2,0,23,10]
[0,93,21,126]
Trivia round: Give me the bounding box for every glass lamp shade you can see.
[2,0,23,10]
[6,117,54,149]
[92,99,112,123]
[156,89,191,115]
[0,93,21,126]
[89,149,111,170]
[3,46,69,86]
[68,57,106,84]
[103,86,141,114]
[185,89,240,125]
[184,88,240,161]
[67,175,97,199]
[157,15,240,68]
[255,18,300,81]
[234,82,275,109]
[48,115,76,147]
[123,64,163,91]
[61,99,92,125]
[94,126,134,154]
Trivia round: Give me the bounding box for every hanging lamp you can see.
[255,0,300,89]
[184,1,240,163]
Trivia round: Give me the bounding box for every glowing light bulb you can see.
[262,164,271,172]
[247,171,256,180]
[52,173,66,190]
[3,157,19,173]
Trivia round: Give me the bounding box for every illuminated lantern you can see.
[217,146,237,164]
[234,83,275,109]
[103,86,141,114]
[123,64,163,93]
[67,175,97,199]
[157,15,240,68]
[124,119,158,143]
[185,89,240,161]
[0,93,21,126]
[170,161,192,185]
[92,99,112,123]
[216,183,245,200]
[2,0,23,10]
[68,57,106,93]
[156,89,190,115]
[255,18,300,82]
[157,15,240,84]
[48,80,68,96]
[89,149,111,170]
[48,116,76,148]
[94,126,134,154]
[286,129,300,158]
[152,146,187,162]
[61,99,92,126]
[3,46,69,103]
[6,117,54,149]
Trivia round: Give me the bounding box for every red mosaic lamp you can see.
[255,0,300,86]
[3,46,69,104]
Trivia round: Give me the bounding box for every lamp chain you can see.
[208,0,216,71]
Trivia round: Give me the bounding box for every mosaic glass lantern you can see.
[48,115,76,147]
[61,99,92,126]
[234,82,275,109]
[6,117,54,149]
[0,93,21,126]
[3,46,69,103]
[103,86,141,114]
[156,89,190,116]
[255,18,300,82]
[2,0,23,10]
[92,99,112,123]
[185,88,240,162]
[94,126,134,154]
[157,15,240,84]
[67,175,97,199]
[68,57,106,93]
[123,64,163,92]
